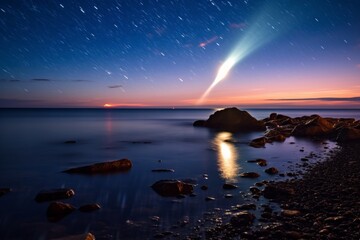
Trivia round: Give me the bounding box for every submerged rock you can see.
[79,203,101,212]
[193,107,265,132]
[240,172,260,178]
[63,159,132,174]
[223,183,238,190]
[47,201,76,222]
[249,137,267,148]
[151,169,175,173]
[151,180,194,197]
[35,188,75,202]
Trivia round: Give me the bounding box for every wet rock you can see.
[336,127,360,141]
[223,183,238,190]
[47,201,76,222]
[200,185,208,190]
[151,180,194,197]
[230,211,255,227]
[194,107,266,132]
[285,231,302,239]
[205,196,216,201]
[224,194,233,198]
[0,188,11,197]
[152,169,175,173]
[240,172,260,178]
[292,115,333,137]
[249,137,267,148]
[51,233,95,240]
[263,185,295,199]
[79,203,101,212]
[63,159,132,174]
[35,188,75,202]
[249,186,261,194]
[236,203,256,210]
[248,159,267,166]
[300,158,309,162]
[281,209,301,217]
[265,167,279,175]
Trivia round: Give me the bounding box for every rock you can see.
[151,180,194,197]
[263,185,295,199]
[240,172,260,178]
[79,203,101,212]
[300,158,309,162]
[292,115,333,137]
[63,159,132,174]
[64,140,76,144]
[205,196,216,201]
[193,120,206,127]
[152,169,175,173]
[265,167,279,175]
[51,233,95,240]
[248,159,267,166]
[47,201,76,222]
[324,216,345,224]
[336,127,360,141]
[201,185,208,190]
[285,231,302,239]
[249,186,261,194]
[194,107,265,132]
[223,183,238,190]
[281,209,301,217]
[249,137,267,148]
[230,211,255,227]
[236,203,257,210]
[35,188,75,202]
[0,188,11,197]
[224,194,233,198]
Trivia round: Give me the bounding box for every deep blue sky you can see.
[1,0,359,108]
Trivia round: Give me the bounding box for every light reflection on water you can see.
[213,132,240,182]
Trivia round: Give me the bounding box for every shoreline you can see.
[182,141,360,239]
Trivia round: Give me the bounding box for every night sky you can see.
[1,0,359,108]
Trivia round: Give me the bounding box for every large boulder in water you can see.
[193,107,265,132]
[151,180,194,197]
[63,159,132,174]
[292,115,334,137]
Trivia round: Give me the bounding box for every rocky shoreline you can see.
[182,141,360,240]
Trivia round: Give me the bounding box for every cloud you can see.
[72,79,92,82]
[269,97,360,102]
[356,63,360,69]
[199,36,218,47]
[31,78,51,82]
[108,85,123,89]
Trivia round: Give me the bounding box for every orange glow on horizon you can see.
[104,103,112,107]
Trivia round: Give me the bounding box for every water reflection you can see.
[213,132,240,182]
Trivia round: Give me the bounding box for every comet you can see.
[197,3,292,104]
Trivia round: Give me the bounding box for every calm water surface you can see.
[0,108,359,239]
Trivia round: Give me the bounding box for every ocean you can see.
[0,108,359,239]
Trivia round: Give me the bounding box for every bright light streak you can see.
[197,4,291,104]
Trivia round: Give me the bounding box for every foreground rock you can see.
[240,172,260,178]
[0,188,11,197]
[230,211,255,227]
[151,180,194,197]
[47,201,76,222]
[291,115,333,137]
[51,233,95,240]
[35,188,75,202]
[79,203,101,212]
[193,107,265,132]
[63,159,132,174]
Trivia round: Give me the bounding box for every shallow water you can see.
[0,108,358,239]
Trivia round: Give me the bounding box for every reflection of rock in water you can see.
[213,132,240,182]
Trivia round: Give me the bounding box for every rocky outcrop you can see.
[151,180,194,197]
[47,201,76,222]
[292,115,334,137]
[193,108,265,132]
[63,159,132,174]
[35,188,75,202]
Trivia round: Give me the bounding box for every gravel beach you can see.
[182,141,360,240]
